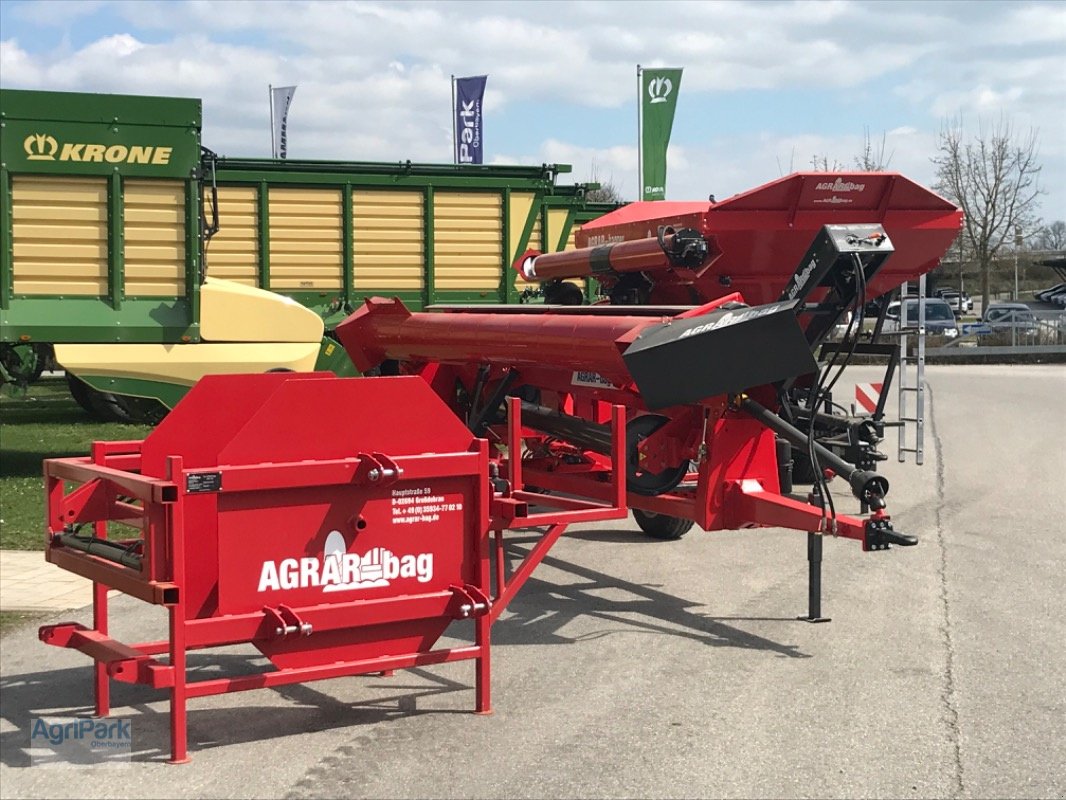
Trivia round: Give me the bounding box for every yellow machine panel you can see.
[199,278,324,343]
[123,180,186,297]
[10,176,108,296]
[205,186,259,286]
[352,190,425,292]
[546,208,571,253]
[433,192,503,291]
[529,214,544,250]
[507,192,536,265]
[268,187,343,290]
[55,342,322,389]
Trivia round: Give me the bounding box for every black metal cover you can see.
[622,300,817,410]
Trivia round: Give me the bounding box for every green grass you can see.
[0,378,151,550]
[0,610,47,637]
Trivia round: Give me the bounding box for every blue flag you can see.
[454,75,487,164]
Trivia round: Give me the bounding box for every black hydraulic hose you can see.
[738,396,889,509]
[468,369,519,436]
[57,532,143,569]
[517,401,614,455]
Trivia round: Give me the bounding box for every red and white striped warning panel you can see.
[855,382,883,414]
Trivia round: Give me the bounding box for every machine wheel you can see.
[626,414,689,496]
[543,280,584,306]
[633,508,694,540]
[66,374,133,422]
[86,390,134,422]
[0,343,41,386]
[113,394,170,425]
[67,373,96,413]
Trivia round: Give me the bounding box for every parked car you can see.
[1035,282,1066,302]
[866,292,918,317]
[883,298,960,337]
[939,290,973,314]
[982,302,1040,337]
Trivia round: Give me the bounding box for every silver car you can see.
[883,298,960,337]
[982,302,1039,335]
[940,291,973,314]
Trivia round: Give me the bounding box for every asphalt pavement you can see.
[0,364,1063,799]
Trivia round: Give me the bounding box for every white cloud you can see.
[7,0,105,26]
[1,0,1063,217]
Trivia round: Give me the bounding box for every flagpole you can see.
[450,74,457,164]
[269,84,275,158]
[636,64,642,201]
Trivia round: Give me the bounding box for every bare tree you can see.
[809,154,846,171]
[855,127,893,171]
[585,162,625,204]
[1035,220,1066,251]
[809,128,893,173]
[931,116,1043,309]
[776,147,796,176]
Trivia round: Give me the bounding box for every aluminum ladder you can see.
[897,274,927,464]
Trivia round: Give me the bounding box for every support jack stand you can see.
[799,487,830,623]
[799,531,831,623]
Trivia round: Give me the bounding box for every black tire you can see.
[633,508,694,540]
[86,389,134,422]
[66,374,97,414]
[66,374,133,422]
[544,281,584,306]
[626,414,689,496]
[113,394,169,425]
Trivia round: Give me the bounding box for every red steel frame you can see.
[498,403,878,547]
[39,391,631,764]
[41,437,496,764]
[337,296,889,549]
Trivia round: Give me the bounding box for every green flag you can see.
[640,67,683,201]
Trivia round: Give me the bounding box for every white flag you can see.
[271,85,297,159]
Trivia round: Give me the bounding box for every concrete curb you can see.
[0,550,112,612]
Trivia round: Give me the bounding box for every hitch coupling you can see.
[864,515,918,552]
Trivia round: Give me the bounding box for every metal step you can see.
[897,274,926,466]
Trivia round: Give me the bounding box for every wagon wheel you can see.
[65,374,133,421]
[625,414,689,496]
[0,343,40,386]
[633,508,694,540]
[544,280,584,306]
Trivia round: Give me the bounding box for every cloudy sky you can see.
[2,0,1064,220]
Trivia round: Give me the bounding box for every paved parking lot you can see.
[1,365,1063,798]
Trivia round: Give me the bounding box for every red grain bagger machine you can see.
[41,374,497,762]
[40,171,962,764]
[40,372,631,763]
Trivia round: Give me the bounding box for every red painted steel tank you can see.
[571,171,963,305]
